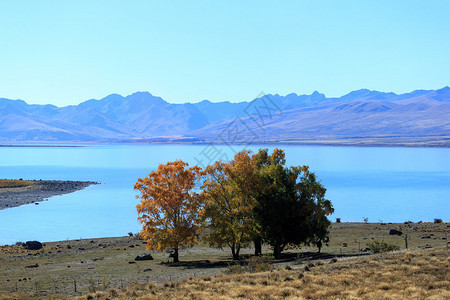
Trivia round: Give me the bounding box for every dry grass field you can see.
[0,179,35,189]
[77,246,449,300]
[0,222,448,299]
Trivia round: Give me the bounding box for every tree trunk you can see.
[317,241,322,253]
[235,244,241,260]
[273,242,282,259]
[173,247,179,263]
[231,242,240,260]
[254,237,262,256]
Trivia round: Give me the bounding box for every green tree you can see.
[299,171,334,253]
[254,148,333,258]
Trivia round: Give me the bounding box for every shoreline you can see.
[10,221,448,246]
[0,145,83,147]
[1,138,450,148]
[0,180,99,210]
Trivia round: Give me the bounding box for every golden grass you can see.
[71,247,449,300]
[0,222,448,299]
[0,179,35,188]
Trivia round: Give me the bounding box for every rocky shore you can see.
[0,180,99,210]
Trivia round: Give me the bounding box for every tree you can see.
[298,171,334,253]
[200,150,260,260]
[134,160,203,263]
[254,148,333,258]
[309,206,332,253]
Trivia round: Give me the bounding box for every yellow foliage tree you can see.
[200,150,261,260]
[134,160,203,262]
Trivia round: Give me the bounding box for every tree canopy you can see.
[254,148,334,258]
[200,150,260,260]
[134,160,203,262]
[135,149,333,261]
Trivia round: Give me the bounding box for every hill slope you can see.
[191,87,450,146]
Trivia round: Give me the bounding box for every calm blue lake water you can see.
[0,144,449,245]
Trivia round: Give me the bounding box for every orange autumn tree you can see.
[134,160,203,262]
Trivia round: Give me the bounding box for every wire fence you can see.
[2,271,216,297]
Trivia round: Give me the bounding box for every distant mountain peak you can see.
[427,86,450,102]
[105,93,122,97]
[124,92,168,106]
[310,90,326,98]
[129,91,154,97]
[102,93,123,101]
[342,88,371,97]
[0,86,448,143]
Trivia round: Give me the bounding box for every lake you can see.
[0,144,449,245]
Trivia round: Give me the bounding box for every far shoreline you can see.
[1,138,449,148]
[0,144,83,148]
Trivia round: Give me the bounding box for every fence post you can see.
[74,279,77,293]
[405,233,408,249]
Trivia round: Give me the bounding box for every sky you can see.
[0,0,449,106]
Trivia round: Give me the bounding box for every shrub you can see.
[434,218,443,224]
[336,218,341,223]
[367,240,399,253]
[23,241,42,250]
[108,289,119,297]
[248,256,272,273]
[88,278,96,293]
[225,264,245,274]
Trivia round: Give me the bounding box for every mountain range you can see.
[1,87,449,146]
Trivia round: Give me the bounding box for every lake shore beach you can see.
[0,180,99,210]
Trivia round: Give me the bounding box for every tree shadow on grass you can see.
[273,251,371,264]
[160,251,371,269]
[162,259,238,269]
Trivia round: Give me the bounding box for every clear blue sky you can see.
[1,0,449,106]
